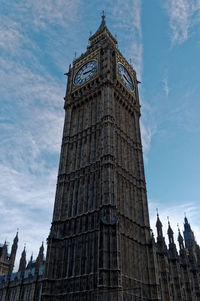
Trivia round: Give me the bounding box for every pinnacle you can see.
[96,10,107,33]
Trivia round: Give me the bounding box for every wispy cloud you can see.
[162,77,170,96]
[140,120,154,157]
[0,17,23,51]
[0,0,81,267]
[111,0,143,79]
[140,98,157,160]
[1,0,80,29]
[0,57,63,105]
[165,0,200,44]
[31,0,80,28]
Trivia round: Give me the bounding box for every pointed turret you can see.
[7,231,18,278]
[96,10,106,32]
[1,241,8,260]
[35,242,44,275]
[155,213,167,253]
[183,216,196,248]
[178,228,184,250]
[167,220,178,259]
[18,247,26,275]
[88,11,117,49]
[156,213,163,238]
[167,221,174,244]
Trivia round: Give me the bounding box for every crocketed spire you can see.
[97,11,106,32]
[167,220,178,259]
[35,242,44,275]
[8,231,19,278]
[155,212,167,253]
[178,227,184,250]
[18,247,26,274]
[88,11,117,48]
[156,213,163,237]
[167,220,174,244]
[13,231,19,245]
[183,216,196,248]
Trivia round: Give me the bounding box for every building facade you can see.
[0,235,44,301]
[41,13,159,301]
[1,15,200,301]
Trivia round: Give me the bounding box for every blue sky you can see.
[1,0,200,267]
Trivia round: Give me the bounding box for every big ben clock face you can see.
[117,63,134,91]
[74,60,97,86]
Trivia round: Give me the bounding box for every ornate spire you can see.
[177,226,184,250]
[156,211,163,237]
[88,12,117,48]
[167,219,174,244]
[167,219,178,259]
[98,10,106,32]
[7,231,18,278]
[155,212,167,253]
[35,242,44,275]
[183,216,196,248]
[18,246,26,274]
[13,231,19,245]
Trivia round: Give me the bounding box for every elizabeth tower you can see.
[42,15,160,301]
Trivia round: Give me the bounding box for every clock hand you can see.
[123,74,132,85]
[83,68,95,75]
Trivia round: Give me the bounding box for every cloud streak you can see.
[111,0,143,79]
[162,77,170,96]
[0,0,81,268]
[165,0,200,44]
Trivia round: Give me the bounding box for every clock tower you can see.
[41,14,160,301]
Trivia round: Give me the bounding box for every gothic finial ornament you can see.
[102,10,105,20]
[97,10,106,32]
